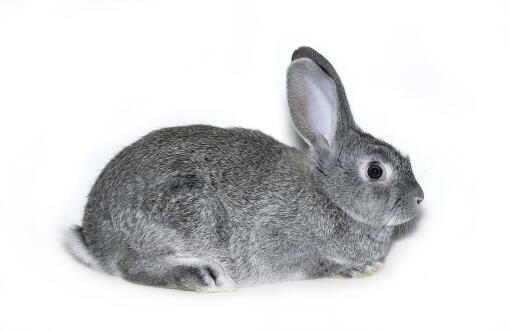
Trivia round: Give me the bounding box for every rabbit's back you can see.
[81,125,312,281]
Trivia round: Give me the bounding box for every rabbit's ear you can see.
[287,47,354,150]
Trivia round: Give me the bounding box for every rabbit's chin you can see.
[387,216,414,227]
[386,209,421,227]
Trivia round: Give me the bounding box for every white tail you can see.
[64,226,101,270]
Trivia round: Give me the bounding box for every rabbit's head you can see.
[287,47,423,227]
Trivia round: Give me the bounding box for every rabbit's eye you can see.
[367,163,383,180]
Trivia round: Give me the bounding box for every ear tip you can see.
[291,46,319,61]
[290,46,342,87]
[287,58,316,76]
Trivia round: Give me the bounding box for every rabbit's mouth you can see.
[387,205,421,226]
[384,186,424,226]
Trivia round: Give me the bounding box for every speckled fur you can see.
[68,47,423,292]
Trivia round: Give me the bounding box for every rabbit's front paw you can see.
[336,262,384,279]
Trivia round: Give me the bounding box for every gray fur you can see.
[68,46,423,292]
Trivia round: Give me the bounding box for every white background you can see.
[1,1,509,330]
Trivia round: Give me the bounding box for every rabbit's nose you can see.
[414,185,424,205]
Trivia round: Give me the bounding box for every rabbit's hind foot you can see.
[119,255,237,293]
[335,262,384,279]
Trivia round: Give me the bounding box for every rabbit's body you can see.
[77,125,391,288]
[68,47,423,292]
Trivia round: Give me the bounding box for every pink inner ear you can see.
[302,70,338,147]
[319,134,330,147]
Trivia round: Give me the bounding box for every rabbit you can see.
[66,46,424,293]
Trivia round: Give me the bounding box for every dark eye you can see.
[367,163,383,180]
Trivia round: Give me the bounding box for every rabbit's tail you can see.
[64,225,101,270]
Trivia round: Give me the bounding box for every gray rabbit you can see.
[67,47,424,292]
